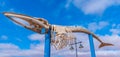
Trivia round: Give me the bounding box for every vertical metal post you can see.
[74,38,78,57]
[88,34,96,57]
[44,29,51,57]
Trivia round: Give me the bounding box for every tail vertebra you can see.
[99,43,113,48]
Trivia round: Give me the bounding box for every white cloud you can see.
[0,43,44,57]
[72,32,120,51]
[0,32,120,57]
[0,34,46,57]
[0,43,19,50]
[0,35,8,40]
[27,28,120,57]
[54,50,120,57]
[99,34,120,50]
[1,25,120,57]
[110,24,120,34]
[72,0,120,15]
[56,50,119,57]
[88,21,109,32]
[110,29,120,34]
[28,33,45,42]
[51,33,120,57]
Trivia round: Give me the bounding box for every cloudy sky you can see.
[0,0,120,57]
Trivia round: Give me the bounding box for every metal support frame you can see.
[44,29,51,57]
[44,31,96,57]
[88,34,96,57]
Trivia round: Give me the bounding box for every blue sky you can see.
[0,0,120,57]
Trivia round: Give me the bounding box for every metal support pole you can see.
[74,38,78,57]
[44,29,51,57]
[88,34,96,57]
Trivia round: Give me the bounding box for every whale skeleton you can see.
[3,12,113,50]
